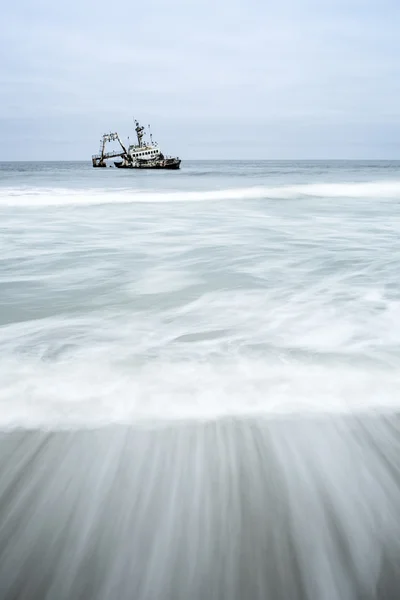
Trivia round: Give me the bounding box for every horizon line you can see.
[2,158,400,163]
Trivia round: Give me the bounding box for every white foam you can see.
[1,272,400,429]
[0,352,399,430]
[1,180,400,207]
[1,173,399,430]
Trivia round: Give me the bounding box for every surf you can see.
[1,179,400,207]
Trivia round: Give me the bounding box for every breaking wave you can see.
[1,354,400,430]
[1,180,400,206]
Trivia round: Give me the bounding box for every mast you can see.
[135,120,145,147]
[100,136,106,161]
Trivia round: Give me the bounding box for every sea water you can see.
[1,160,400,599]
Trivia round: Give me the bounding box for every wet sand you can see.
[1,414,400,600]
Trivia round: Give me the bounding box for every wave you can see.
[1,180,400,207]
[1,352,399,430]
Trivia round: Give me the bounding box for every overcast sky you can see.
[1,0,400,159]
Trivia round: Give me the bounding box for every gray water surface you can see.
[1,161,400,598]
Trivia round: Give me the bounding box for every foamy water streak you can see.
[1,417,400,600]
[1,179,400,207]
[1,355,400,429]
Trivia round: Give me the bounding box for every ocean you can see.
[1,160,400,599]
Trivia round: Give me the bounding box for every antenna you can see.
[148,123,154,145]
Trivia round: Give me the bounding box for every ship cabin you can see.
[128,145,161,161]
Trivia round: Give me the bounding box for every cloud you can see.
[1,0,400,158]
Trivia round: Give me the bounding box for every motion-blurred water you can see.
[1,160,400,599]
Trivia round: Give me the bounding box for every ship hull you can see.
[114,160,181,170]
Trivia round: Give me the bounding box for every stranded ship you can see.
[92,120,181,170]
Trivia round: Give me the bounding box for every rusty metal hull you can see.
[114,159,181,170]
